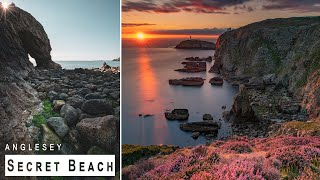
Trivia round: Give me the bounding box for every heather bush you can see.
[123,136,320,179]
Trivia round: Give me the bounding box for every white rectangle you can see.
[5,155,115,176]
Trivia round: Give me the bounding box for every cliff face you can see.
[175,39,215,50]
[213,17,320,119]
[0,3,60,73]
[0,4,60,175]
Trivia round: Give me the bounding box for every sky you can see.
[122,0,320,47]
[3,0,120,60]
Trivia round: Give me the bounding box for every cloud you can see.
[149,28,229,35]
[122,23,156,27]
[122,0,253,14]
[262,0,320,12]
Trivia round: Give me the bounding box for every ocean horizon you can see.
[30,59,120,69]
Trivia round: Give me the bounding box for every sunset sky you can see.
[122,0,320,47]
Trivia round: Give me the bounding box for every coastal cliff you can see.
[175,39,215,50]
[0,3,60,175]
[213,17,320,119]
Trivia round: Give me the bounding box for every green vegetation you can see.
[281,166,300,180]
[122,144,178,167]
[51,177,63,180]
[32,100,59,127]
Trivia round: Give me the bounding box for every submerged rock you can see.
[203,114,214,121]
[209,77,224,86]
[180,122,219,133]
[175,62,206,73]
[165,109,189,120]
[169,77,205,86]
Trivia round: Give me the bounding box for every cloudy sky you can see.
[5,0,120,60]
[122,0,320,39]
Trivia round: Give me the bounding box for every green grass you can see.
[32,100,60,127]
[51,177,63,180]
[281,166,300,180]
[122,144,178,167]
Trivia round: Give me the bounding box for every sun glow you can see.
[2,2,9,9]
[137,32,145,40]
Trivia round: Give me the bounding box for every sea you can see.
[122,48,238,147]
[30,59,120,69]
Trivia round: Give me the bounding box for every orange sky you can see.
[122,0,320,40]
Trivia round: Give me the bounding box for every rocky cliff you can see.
[0,3,61,176]
[213,16,320,119]
[175,39,215,50]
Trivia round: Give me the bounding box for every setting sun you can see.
[137,32,144,40]
[2,2,9,9]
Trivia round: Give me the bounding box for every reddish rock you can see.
[175,62,206,73]
[169,77,205,86]
[209,77,224,86]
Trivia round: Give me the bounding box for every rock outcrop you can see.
[231,85,255,120]
[0,3,60,71]
[175,39,215,50]
[213,17,320,95]
[0,4,60,175]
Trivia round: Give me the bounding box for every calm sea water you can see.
[122,48,238,147]
[30,59,119,69]
[56,60,120,69]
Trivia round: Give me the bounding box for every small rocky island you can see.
[175,39,215,50]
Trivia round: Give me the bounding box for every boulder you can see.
[203,114,213,121]
[53,100,65,111]
[209,77,223,86]
[60,104,79,126]
[165,109,189,120]
[41,124,61,146]
[81,99,114,116]
[180,122,219,133]
[231,85,255,120]
[58,93,69,101]
[192,132,201,139]
[67,95,86,109]
[85,93,102,100]
[46,117,69,138]
[169,77,205,86]
[109,91,120,99]
[48,91,58,101]
[76,115,119,152]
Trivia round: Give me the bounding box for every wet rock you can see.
[109,91,120,99]
[59,93,69,101]
[48,91,58,101]
[245,77,265,90]
[169,77,205,86]
[203,114,213,121]
[53,100,65,111]
[209,77,223,86]
[231,85,255,120]
[175,62,206,73]
[192,132,200,139]
[81,99,114,116]
[46,117,69,138]
[165,109,189,120]
[87,146,106,155]
[60,143,77,155]
[85,93,102,100]
[60,104,79,126]
[76,115,119,152]
[41,124,61,146]
[180,122,219,133]
[144,114,154,118]
[67,95,86,109]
